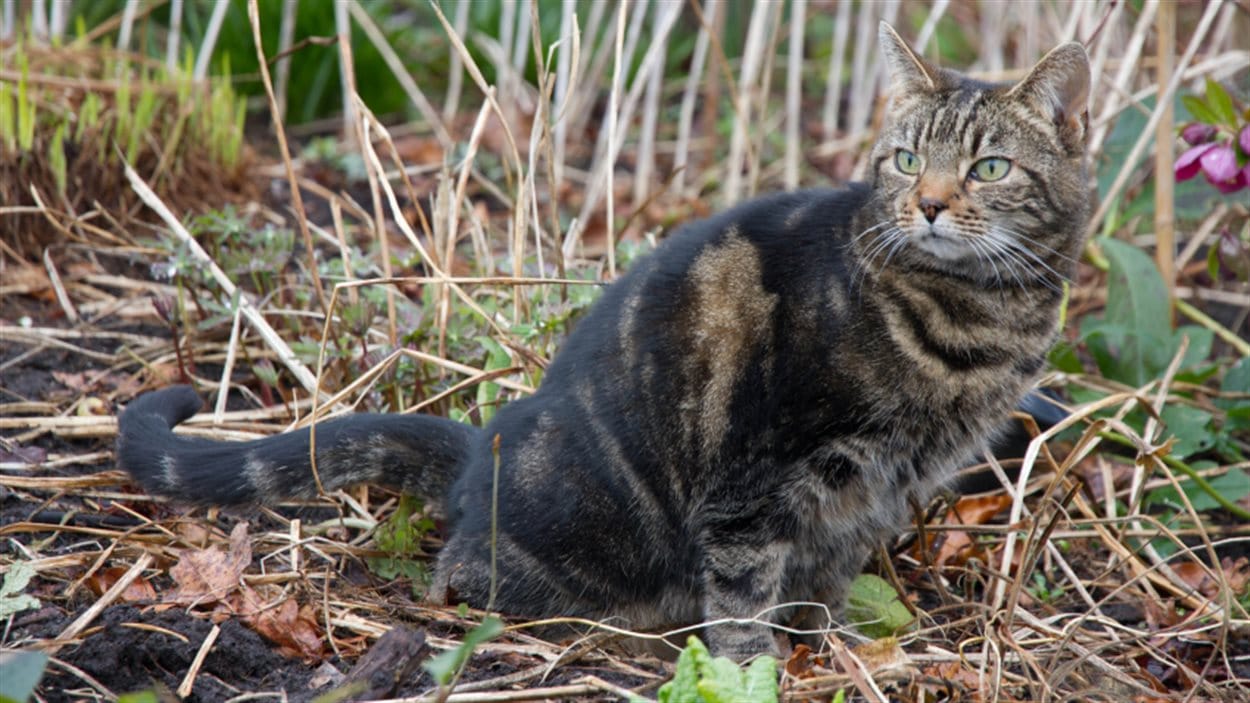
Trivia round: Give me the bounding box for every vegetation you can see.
[0,1,1247,701]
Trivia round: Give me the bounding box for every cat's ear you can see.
[1008,42,1090,147]
[879,22,937,93]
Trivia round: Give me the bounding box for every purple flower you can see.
[1176,140,1248,193]
[1240,125,1250,156]
[1199,145,1246,193]
[1176,142,1217,180]
[1182,122,1217,146]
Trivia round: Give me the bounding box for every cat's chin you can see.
[910,231,975,262]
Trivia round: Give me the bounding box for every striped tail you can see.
[116,385,479,506]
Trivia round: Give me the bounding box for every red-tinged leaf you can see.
[784,643,815,679]
[236,585,325,662]
[85,566,157,603]
[929,494,1013,568]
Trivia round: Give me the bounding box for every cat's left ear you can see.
[1008,42,1090,150]
[879,22,938,93]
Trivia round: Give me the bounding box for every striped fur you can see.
[116,24,1090,660]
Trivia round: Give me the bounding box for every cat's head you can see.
[863,23,1091,288]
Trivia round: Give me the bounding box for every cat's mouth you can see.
[909,225,973,261]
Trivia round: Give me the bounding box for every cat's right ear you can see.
[879,22,937,93]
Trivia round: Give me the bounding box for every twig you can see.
[246,0,328,315]
[124,164,327,400]
[177,624,221,698]
[46,552,154,654]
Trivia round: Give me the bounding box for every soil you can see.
[0,257,667,702]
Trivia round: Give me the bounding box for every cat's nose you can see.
[919,197,948,223]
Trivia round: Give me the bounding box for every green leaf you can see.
[1181,95,1219,126]
[1218,357,1250,414]
[1095,238,1174,386]
[846,574,913,639]
[742,656,781,703]
[116,693,159,703]
[422,617,504,686]
[1174,326,1214,371]
[658,636,778,703]
[658,637,709,703]
[1204,78,1239,129]
[1159,405,1215,460]
[1148,468,1250,513]
[697,657,750,703]
[0,562,40,619]
[1209,244,1223,283]
[1048,341,1084,374]
[0,651,49,703]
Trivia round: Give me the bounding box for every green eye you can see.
[970,157,1011,182]
[895,150,922,175]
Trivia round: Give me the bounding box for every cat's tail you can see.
[116,385,480,506]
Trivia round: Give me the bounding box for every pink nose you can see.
[919,197,948,223]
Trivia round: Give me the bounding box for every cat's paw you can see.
[705,623,781,662]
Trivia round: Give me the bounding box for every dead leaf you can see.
[922,661,982,696]
[1218,556,1249,595]
[927,494,1012,569]
[165,523,251,606]
[1171,557,1250,600]
[784,643,816,679]
[236,585,325,662]
[0,446,47,465]
[850,637,910,674]
[52,371,93,392]
[86,566,157,603]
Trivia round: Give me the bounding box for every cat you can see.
[116,23,1091,660]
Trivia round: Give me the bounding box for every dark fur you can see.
[117,25,1091,659]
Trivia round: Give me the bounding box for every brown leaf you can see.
[784,643,815,679]
[86,566,157,603]
[921,661,982,696]
[236,585,326,662]
[851,636,909,673]
[929,494,1013,569]
[165,523,252,606]
[1221,556,1250,595]
[52,371,92,392]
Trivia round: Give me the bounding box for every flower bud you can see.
[1181,122,1217,145]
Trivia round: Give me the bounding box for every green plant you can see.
[845,574,914,639]
[1027,571,1066,604]
[422,616,505,687]
[1052,237,1250,549]
[657,636,779,703]
[0,561,41,618]
[366,495,434,596]
[0,651,49,703]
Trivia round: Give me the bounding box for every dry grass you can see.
[2,1,1249,701]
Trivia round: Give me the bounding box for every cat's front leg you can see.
[700,534,791,660]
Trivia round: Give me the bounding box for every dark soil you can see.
[1,254,667,701]
[10,605,323,701]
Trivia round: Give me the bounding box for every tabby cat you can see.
[117,24,1091,659]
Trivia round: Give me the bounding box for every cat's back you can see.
[542,182,873,381]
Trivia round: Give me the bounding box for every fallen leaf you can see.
[165,523,251,606]
[850,637,909,673]
[0,446,47,465]
[784,643,815,679]
[928,494,1013,569]
[236,585,325,662]
[86,566,157,603]
[52,371,92,392]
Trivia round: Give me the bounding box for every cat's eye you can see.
[895,150,922,175]
[970,157,1011,182]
